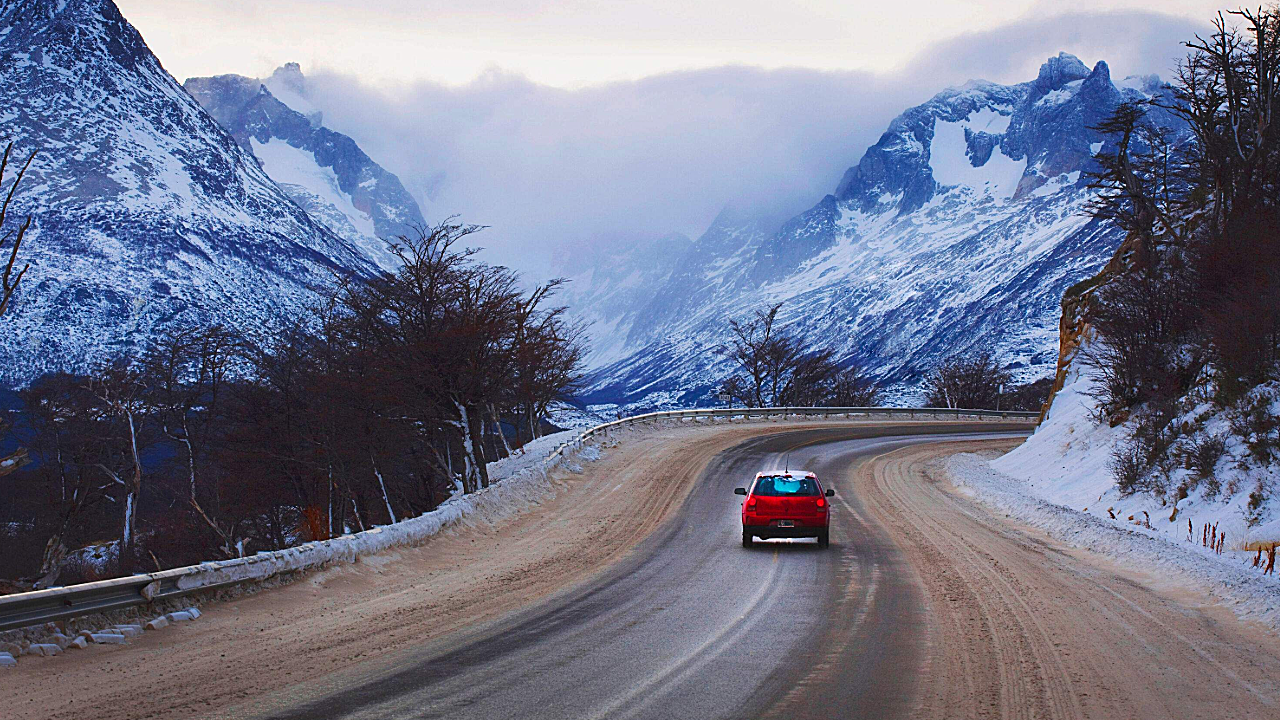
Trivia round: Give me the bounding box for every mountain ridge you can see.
[0,0,377,383]
[184,66,426,271]
[580,52,1179,411]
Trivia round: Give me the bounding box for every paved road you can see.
[259,423,1028,720]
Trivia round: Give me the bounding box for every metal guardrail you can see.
[0,405,1035,632]
[544,405,1037,461]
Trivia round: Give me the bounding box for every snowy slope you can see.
[583,54,1171,410]
[0,0,378,382]
[554,232,694,367]
[994,361,1280,548]
[184,65,425,272]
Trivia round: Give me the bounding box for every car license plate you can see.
[777,520,794,527]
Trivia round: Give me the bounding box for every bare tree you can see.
[1171,8,1280,235]
[923,351,1011,410]
[0,142,36,482]
[0,141,35,318]
[722,303,879,407]
[86,361,152,572]
[721,303,798,407]
[823,365,883,407]
[511,279,585,441]
[142,325,249,556]
[1087,101,1191,252]
[20,374,113,587]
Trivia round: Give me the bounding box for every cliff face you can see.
[1040,231,1143,421]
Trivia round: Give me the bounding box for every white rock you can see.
[112,625,143,638]
[184,606,202,619]
[68,636,88,649]
[144,616,169,631]
[0,652,15,668]
[89,633,127,645]
[47,633,72,649]
[29,643,61,657]
[166,611,193,622]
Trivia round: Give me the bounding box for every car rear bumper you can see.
[743,524,827,539]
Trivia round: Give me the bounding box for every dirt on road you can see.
[858,439,1280,720]
[0,422,865,720]
[8,427,1278,720]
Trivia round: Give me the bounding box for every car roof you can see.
[755,470,817,479]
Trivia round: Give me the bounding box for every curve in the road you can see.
[255,423,1028,720]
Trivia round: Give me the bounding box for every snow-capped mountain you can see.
[0,0,380,383]
[584,53,1171,409]
[555,232,693,367]
[184,64,425,271]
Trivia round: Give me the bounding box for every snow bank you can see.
[949,453,1280,630]
[175,430,579,592]
[995,367,1280,548]
[953,367,1280,629]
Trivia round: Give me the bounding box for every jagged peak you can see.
[1082,60,1111,88]
[269,62,307,95]
[0,0,134,28]
[1036,52,1091,90]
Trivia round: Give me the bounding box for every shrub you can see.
[923,350,1011,410]
[1179,433,1226,487]
[1229,390,1280,465]
[1111,439,1152,496]
[1246,481,1267,528]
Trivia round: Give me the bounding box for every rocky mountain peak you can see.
[183,68,426,271]
[1079,60,1114,98]
[1035,52,1091,91]
[183,74,265,129]
[583,52,1186,410]
[270,62,306,95]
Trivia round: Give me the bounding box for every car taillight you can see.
[816,497,826,509]
[746,498,757,510]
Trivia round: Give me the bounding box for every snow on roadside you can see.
[947,453,1280,632]
[959,362,1280,629]
[173,430,580,593]
[993,363,1280,548]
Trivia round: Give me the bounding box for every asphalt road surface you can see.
[258,423,1026,720]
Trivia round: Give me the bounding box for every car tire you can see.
[742,530,754,548]
[817,530,830,548]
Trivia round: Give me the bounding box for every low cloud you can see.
[276,9,1203,277]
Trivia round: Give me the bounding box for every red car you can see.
[735,471,834,548]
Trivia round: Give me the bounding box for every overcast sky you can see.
[123,0,1220,89]
[117,0,1223,276]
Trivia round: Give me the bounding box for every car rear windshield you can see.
[752,476,820,496]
